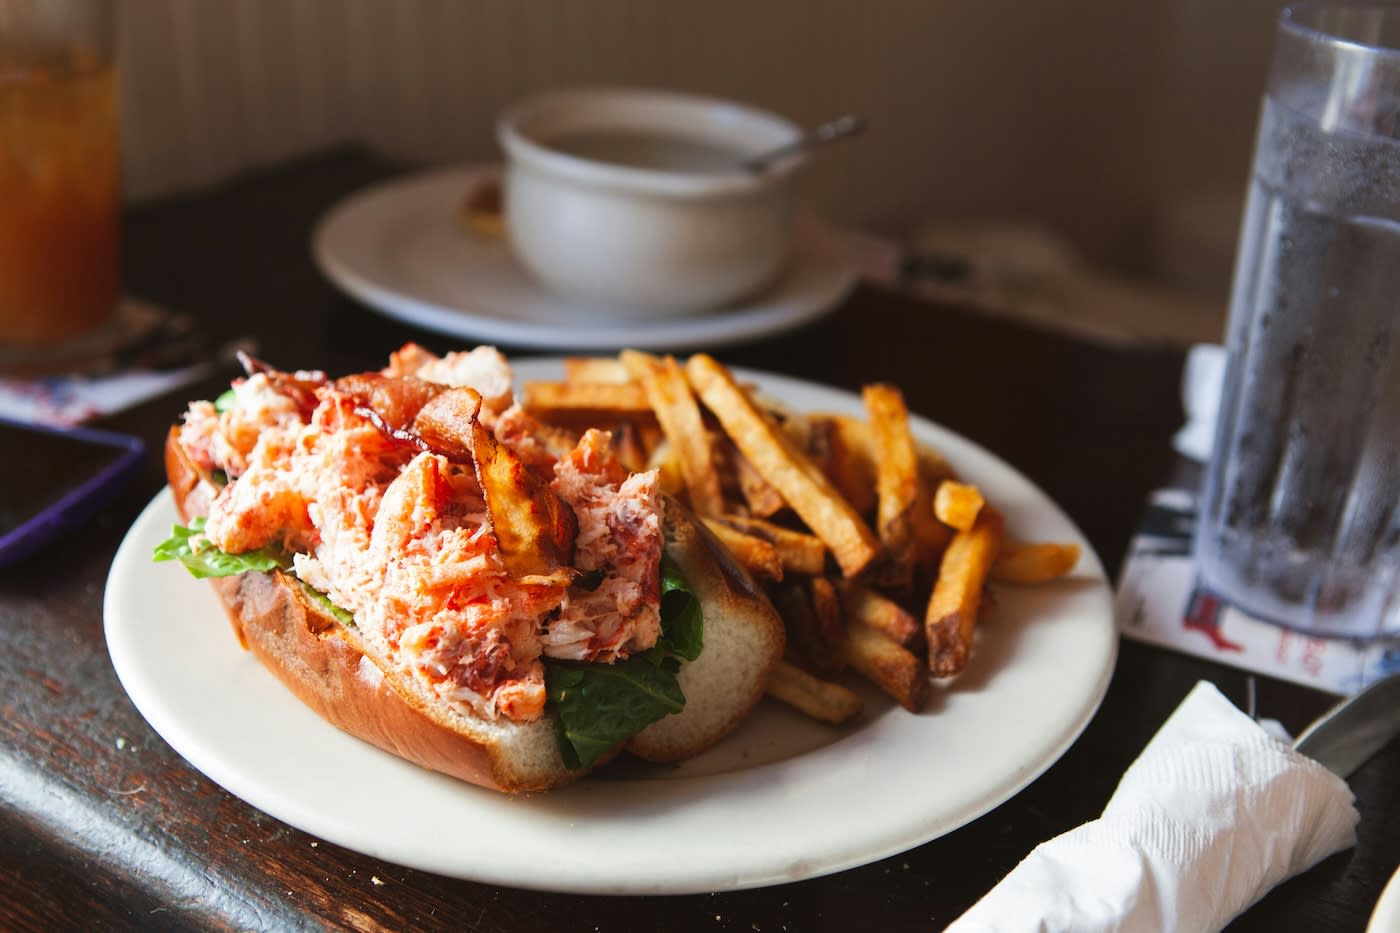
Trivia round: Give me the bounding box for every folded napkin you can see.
[1171,342,1225,463]
[946,681,1358,933]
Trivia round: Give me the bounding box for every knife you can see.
[1292,672,1400,777]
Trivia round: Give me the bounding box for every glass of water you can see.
[1194,2,1400,640]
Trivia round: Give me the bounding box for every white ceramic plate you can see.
[1370,865,1400,933]
[311,166,857,352]
[105,362,1117,894]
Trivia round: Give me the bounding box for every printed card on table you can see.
[1115,488,1400,696]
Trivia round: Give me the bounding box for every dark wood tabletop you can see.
[1,148,1395,932]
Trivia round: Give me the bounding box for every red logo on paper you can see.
[1182,588,1245,653]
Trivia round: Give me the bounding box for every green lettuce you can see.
[545,554,703,770]
[152,517,290,579]
[297,579,356,627]
[153,519,355,627]
[659,553,702,662]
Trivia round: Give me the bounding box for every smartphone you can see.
[0,417,146,566]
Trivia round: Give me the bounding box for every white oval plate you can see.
[105,361,1116,894]
[311,166,857,352]
[1370,864,1400,933]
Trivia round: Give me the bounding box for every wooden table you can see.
[2,149,1395,932]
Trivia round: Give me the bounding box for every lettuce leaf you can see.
[545,650,685,771]
[659,553,702,661]
[545,557,703,770]
[152,517,290,579]
[153,519,356,627]
[297,578,356,627]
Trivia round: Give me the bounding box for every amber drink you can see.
[0,0,118,352]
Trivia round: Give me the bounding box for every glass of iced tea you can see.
[0,0,118,365]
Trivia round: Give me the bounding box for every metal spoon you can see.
[741,114,866,173]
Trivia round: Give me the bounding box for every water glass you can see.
[1194,2,1400,640]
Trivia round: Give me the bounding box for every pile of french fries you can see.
[520,351,1081,723]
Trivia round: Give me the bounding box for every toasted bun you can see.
[165,426,783,793]
[627,503,785,762]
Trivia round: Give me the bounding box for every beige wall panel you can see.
[117,0,1283,289]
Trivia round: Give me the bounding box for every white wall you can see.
[118,0,1282,296]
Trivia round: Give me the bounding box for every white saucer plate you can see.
[312,166,857,352]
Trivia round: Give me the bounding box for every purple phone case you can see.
[0,419,146,567]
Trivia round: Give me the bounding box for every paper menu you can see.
[1115,487,1400,696]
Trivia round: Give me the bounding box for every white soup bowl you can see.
[496,87,806,316]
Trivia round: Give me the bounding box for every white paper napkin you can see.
[946,681,1359,933]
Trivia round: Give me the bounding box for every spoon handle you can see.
[743,114,866,173]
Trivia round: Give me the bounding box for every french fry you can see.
[807,576,845,660]
[562,356,631,383]
[606,420,653,474]
[521,380,653,422]
[770,579,845,677]
[835,579,920,648]
[925,506,1004,677]
[701,518,783,582]
[991,540,1081,584]
[844,621,929,713]
[646,438,685,497]
[765,660,864,725]
[528,352,1066,718]
[524,418,585,464]
[807,414,877,517]
[863,383,950,585]
[933,480,984,532]
[635,420,666,462]
[687,354,880,578]
[621,350,726,517]
[731,443,786,518]
[864,384,916,584]
[714,513,826,576]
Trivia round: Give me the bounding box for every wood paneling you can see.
[116,0,1278,277]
